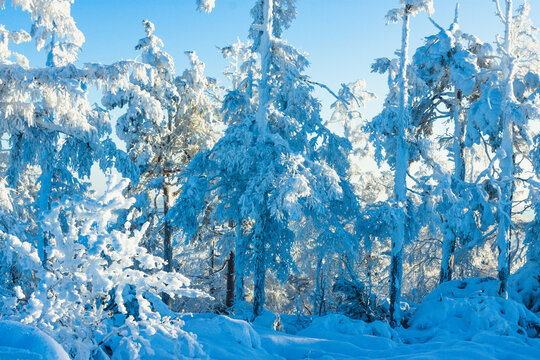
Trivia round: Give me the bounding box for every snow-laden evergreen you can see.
[464,0,540,297]
[0,175,205,359]
[410,9,495,284]
[367,0,434,326]
[104,21,221,307]
[171,0,358,319]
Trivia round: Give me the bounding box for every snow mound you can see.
[298,314,398,341]
[279,314,313,335]
[183,314,268,359]
[0,321,69,360]
[252,310,281,330]
[181,312,540,360]
[406,278,540,342]
[511,262,540,314]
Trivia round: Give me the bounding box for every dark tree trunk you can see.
[252,223,266,320]
[162,184,173,308]
[225,251,236,312]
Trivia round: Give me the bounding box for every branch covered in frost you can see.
[196,0,215,13]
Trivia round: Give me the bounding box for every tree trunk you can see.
[234,222,245,310]
[252,221,266,319]
[440,230,457,283]
[162,183,173,307]
[389,4,411,327]
[497,0,515,298]
[209,244,216,301]
[440,91,465,284]
[255,0,273,135]
[38,161,53,267]
[251,0,273,321]
[314,257,326,316]
[225,251,236,312]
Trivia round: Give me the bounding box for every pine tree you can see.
[0,0,141,268]
[465,0,540,297]
[173,0,357,319]
[368,0,434,326]
[108,20,221,306]
[410,9,495,284]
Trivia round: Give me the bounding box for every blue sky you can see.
[2,0,539,121]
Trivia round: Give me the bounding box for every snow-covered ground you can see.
[179,277,540,359]
[2,277,539,359]
[182,313,539,359]
[0,321,70,360]
[3,313,537,360]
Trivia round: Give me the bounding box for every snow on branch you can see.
[197,0,215,13]
[386,0,434,23]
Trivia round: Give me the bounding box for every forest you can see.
[0,0,539,359]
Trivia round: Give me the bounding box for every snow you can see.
[196,0,215,13]
[7,303,534,360]
[174,277,540,359]
[2,313,531,360]
[178,304,540,359]
[0,320,69,360]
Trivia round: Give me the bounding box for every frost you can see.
[197,0,215,13]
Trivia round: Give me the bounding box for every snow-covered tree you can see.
[7,0,85,67]
[196,0,215,13]
[104,20,221,309]
[1,175,204,359]
[0,0,147,272]
[367,0,433,326]
[172,0,357,319]
[464,0,540,297]
[410,10,496,284]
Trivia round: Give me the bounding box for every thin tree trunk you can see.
[440,91,465,284]
[251,0,273,320]
[440,230,457,283]
[252,221,266,319]
[234,221,245,309]
[225,251,236,312]
[162,183,173,307]
[38,161,53,267]
[209,244,216,301]
[497,0,515,298]
[255,0,273,135]
[389,4,411,327]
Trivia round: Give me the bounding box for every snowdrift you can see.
[179,300,540,360]
[0,320,69,360]
[405,277,540,341]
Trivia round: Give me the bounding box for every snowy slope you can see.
[181,312,540,359]
[1,278,539,360]
[0,321,69,360]
[179,277,540,360]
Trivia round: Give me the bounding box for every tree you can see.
[173,0,357,319]
[465,0,540,297]
[2,175,203,359]
[410,9,495,284]
[106,20,221,307]
[0,0,153,274]
[368,0,433,326]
